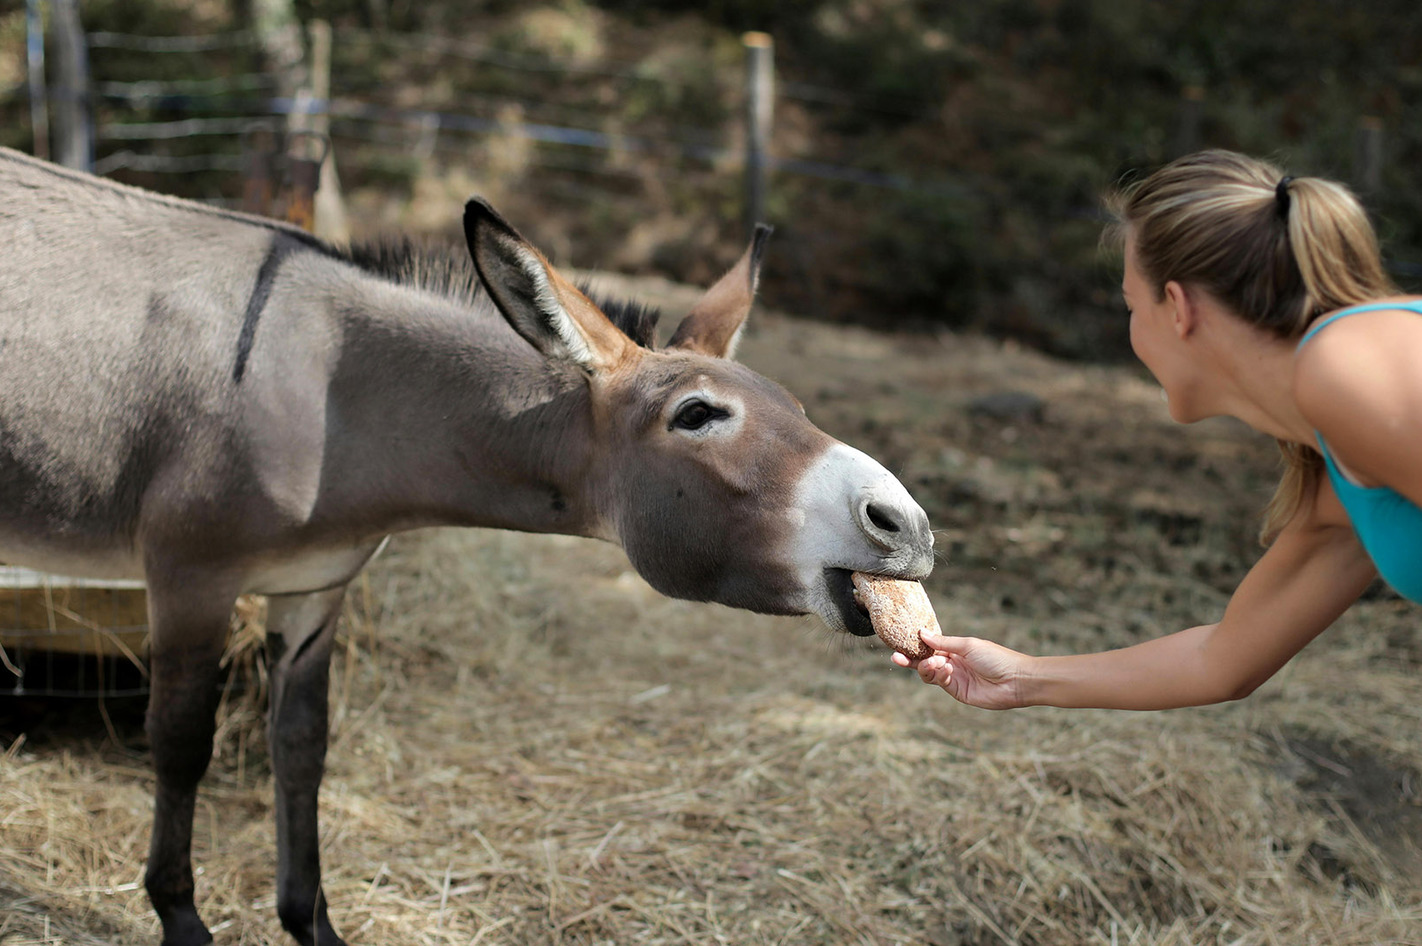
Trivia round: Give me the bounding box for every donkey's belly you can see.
[0,528,386,597]
[0,531,145,582]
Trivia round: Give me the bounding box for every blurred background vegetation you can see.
[2,0,1419,360]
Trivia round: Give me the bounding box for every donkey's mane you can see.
[343,237,661,349]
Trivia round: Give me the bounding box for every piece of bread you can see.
[851,573,938,660]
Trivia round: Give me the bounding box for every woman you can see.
[897,149,1422,710]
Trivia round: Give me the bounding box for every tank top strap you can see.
[1297,301,1422,350]
[1314,433,1364,491]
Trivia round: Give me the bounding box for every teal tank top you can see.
[1297,302,1422,604]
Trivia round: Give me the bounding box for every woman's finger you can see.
[916,655,950,684]
[920,631,973,652]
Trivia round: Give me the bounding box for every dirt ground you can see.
[2,271,1421,945]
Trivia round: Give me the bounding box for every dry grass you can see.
[3,286,1421,945]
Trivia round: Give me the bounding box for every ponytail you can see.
[1286,176,1395,330]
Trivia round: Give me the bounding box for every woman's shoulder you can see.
[1295,296,1422,375]
[1299,295,1422,344]
[1293,297,1422,475]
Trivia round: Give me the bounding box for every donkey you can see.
[0,145,933,945]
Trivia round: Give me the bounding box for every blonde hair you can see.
[1105,150,1397,542]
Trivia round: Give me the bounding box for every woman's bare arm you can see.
[904,483,1376,710]
[1019,514,1374,709]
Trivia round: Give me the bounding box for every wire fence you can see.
[11,21,1422,306]
[79,26,947,198]
[61,25,1422,276]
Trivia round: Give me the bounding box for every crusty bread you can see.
[850,573,938,660]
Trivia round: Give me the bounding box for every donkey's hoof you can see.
[158,910,213,946]
[287,923,347,946]
[278,900,346,946]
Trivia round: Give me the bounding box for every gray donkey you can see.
[0,146,934,945]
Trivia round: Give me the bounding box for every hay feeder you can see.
[0,566,150,698]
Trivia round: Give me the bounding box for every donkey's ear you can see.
[668,224,772,359]
[464,198,634,371]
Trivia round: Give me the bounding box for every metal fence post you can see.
[50,0,93,170]
[25,0,48,161]
[743,31,774,237]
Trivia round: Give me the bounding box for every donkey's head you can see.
[464,199,933,637]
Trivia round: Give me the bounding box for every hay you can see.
[3,297,1422,944]
[4,525,1419,945]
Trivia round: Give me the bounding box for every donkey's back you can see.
[0,147,326,576]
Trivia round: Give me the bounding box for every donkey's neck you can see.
[317,273,610,541]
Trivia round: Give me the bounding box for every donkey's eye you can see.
[671,400,726,431]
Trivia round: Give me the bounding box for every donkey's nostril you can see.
[865,502,901,534]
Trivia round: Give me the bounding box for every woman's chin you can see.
[1159,389,1203,425]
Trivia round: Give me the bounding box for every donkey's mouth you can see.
[825,568,877,637]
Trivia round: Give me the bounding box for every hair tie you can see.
[1275,176,1294,219]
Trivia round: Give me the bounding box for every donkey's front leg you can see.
[143,581,238,946]
[265,587,349,946]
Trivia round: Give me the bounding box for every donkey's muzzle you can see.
[791,443,936,608]
[856,492,934,568]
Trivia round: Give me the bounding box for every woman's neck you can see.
[1195,305,1315,444]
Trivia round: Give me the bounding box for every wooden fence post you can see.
[305,19,348,243]
[743,31,774,237]
[241,122,281,215]
[1173,85,1204,157]
[1355,116,1383,194]
[25,0,48,161]
[253,0,308,101]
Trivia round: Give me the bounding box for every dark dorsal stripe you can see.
[234,234,298,382]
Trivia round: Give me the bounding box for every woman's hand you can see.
[890,632,1034,710]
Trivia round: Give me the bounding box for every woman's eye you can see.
[672,400,722,431]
